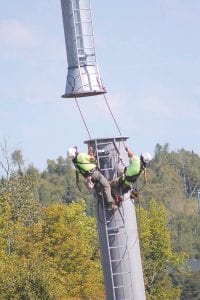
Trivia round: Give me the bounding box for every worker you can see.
[67,146,118,210]
[122,147,152,194]
[111,148,152,199]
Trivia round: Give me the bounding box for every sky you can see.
[0,0,200,171]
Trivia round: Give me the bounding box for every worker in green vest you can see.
[122,147,152,193]
[110,147,152,202]
[67,146,117,210]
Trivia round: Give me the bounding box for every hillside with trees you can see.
[0,141,199,299]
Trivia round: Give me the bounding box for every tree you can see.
[154,143,162,158]
[40,157,95,215]
[0,179,104,299]
[180,271,200,299]
[19,202,104,299]
[0,139,13,180]
[0,192,55,300]
[11,149,24,173]
[138,200,186,300]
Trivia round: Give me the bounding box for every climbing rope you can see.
[74,97,92,140]
[74,94,127,155]
[103,94,122,136]
[103,94,128,151]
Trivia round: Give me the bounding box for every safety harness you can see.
[123,162,145,184]
[72,156,97,176]
[120,163,147,198]
[72,156,97,188]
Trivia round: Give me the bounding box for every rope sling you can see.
[74,94,125,147]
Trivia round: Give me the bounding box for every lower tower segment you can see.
[84,137,146,300]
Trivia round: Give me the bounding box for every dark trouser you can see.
[91,170,114,205]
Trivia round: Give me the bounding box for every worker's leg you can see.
[92,170,114,205]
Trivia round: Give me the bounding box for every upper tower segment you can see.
[60,0,106,98]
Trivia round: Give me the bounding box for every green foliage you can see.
[1,174,42,226]
[0,193,56,300]
[0,254,64,300]
[1,143,200,298]
[37,202,104,298]
[138,144,200,298]
[11,149,24,172]
[38,157,95,215]
[170,214,200,258]
[26,202,103,299]
[0,187,104,299]
[180,270,200,300]
[139,145,199,259]
[138,200,185,299]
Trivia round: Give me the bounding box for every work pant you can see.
[91,170,114,204]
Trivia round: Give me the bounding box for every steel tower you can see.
[61,1,146,299]
[84,137,146,300]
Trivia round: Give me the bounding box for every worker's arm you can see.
[125,147,134,158]
[88,146,96,161]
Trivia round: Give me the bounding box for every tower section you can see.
[84,137,146,300]
[61,0,106,98]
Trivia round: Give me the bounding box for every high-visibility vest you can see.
[124,156,141,185]
[73,153,97,177]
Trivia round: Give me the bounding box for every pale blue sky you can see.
[0,0,200,171]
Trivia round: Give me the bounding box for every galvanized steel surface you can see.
[85,137,146,300]
[60,0,106,97]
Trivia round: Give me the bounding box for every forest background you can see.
[0,141,200,300]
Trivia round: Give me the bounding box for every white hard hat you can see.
[141,152,152,163]
[67,147,77,157]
